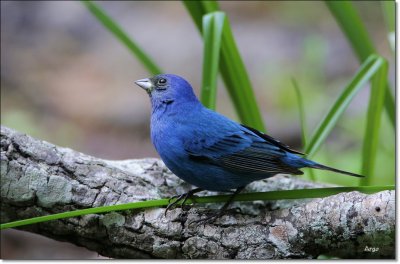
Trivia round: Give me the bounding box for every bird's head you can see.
[135,74,199,106]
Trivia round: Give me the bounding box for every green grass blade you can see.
[383,88,396,128]
[291,78,316,181]
[183,1,266,131]
[82,1,162,75]
[325,1,375,61]
[291,78,308,148]
[201,12,226,110]
[382,1,395,32]
[1,185,393,230]
[219,22,266,131]
[361,59,388,185]
[382,1,395,52]
[0,199,168,230]
[182,1,220,30]
[305,55,385,158]
[326,1,395,129]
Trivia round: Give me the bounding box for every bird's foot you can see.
[165,188,203,216]
[189,186,245,226]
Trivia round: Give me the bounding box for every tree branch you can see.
[0,126,394,259]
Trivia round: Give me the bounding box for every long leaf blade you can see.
[381,1,395,52]
[291,78,316,181]
[305,55,385,158]
[183,1,266,131]
[325,1,375,61]
[1,185,394,230]
[201,12,226,110]
[82,1,162,75]
[182,1,220,32]
[326,1,395,128]
[361,59,388,185]
[291,78,308,148]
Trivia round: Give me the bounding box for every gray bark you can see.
[0,125,395,259]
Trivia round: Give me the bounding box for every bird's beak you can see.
[135,78,153,92]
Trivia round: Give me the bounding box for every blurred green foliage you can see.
[84,0,394,187]
[1,2,394,188]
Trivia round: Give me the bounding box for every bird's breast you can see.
[151,116,185,155]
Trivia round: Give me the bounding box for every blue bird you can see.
[135,74,362,221]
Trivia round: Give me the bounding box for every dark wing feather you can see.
[218,144,303,175]
[241,124,305,155]
[184,131,251,159]
[184,129,303,176]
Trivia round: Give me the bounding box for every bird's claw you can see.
[164,188,203,216]
[167,193,182,204]
[188,186,245,226]
[165,194,186,216]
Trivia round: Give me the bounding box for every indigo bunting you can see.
[135,74,362,221]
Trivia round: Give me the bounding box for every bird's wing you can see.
[184,130,252,159]
[241,124,305,155]
[184,127,303,175]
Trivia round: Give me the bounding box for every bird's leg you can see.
[190,186,245,226]
[165,187,203,216]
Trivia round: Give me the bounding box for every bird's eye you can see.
[157,78,167,85]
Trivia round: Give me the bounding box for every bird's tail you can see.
[309,162,364,178]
